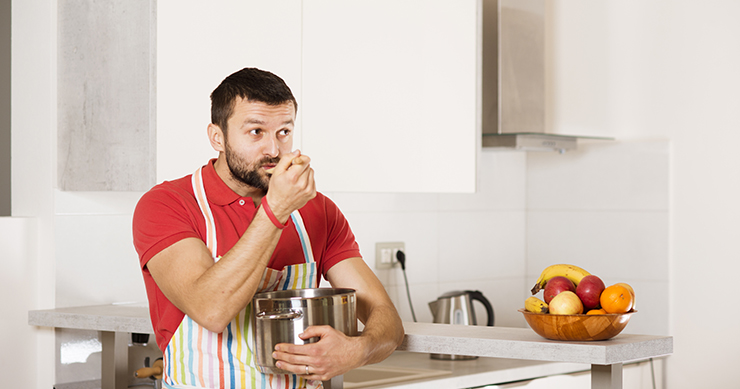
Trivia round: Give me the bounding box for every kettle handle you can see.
[467,290,495,326]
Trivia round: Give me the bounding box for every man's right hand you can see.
[264,150,316,222]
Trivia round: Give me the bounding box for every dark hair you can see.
[210,68,298,133]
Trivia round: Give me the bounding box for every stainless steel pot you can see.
[252,288,357,374]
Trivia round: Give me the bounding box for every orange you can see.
[615,282,636,309]
[600,284,634,313]
[586,308,607,315]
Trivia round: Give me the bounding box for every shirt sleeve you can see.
[132,183,202,269]
[318,195,362,277]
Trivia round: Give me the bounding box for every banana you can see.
[530,264,591,295]
[524,296,549,314]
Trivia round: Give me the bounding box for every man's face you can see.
[222,98,295,191]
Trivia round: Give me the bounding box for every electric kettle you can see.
[428,290,494,360]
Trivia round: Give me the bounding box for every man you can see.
[133,67,404,389]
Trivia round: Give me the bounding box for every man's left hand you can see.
[272,325,364,381]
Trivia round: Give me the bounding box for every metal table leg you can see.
[101,331,129,389]
[591,363,623,389]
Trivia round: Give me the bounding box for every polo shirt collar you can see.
[202,159,247,206]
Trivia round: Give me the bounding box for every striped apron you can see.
[161,167,322,389]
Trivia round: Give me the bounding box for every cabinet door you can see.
[156,1,302,182]
[302,0,480,193]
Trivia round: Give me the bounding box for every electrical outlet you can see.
[375,242,405,269]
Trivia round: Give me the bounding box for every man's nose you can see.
[263,135,279,157]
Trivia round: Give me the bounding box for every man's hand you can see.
[265,150,316,222]
[271,258,404,380]
[272,325,364,381]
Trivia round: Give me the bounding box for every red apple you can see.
[543,276,576,304]
[576,275,606,310]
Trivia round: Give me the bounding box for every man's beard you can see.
[224,141,279,191]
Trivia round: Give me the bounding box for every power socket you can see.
[375,242,405,269]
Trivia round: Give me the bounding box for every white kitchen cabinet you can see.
[302,0,481,193]
[156,1,303,182]
[157,1,480,193]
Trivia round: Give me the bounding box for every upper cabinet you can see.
[302,0,480,193]
[157,0,480,192]
[156,1,303,183]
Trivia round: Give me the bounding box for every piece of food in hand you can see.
[264,157,303,175]
[548,291,583,315]
[530,264,591,294]
[524,296,549,314]
[575,275,606,310]
[543,276,576,304]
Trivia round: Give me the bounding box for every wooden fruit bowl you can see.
[519,309,636,341]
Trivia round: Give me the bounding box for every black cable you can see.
[650,358,656,389]
[395,250,417,322]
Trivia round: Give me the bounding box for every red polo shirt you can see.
[132,159,361,351]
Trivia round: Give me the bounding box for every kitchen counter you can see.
[29,303,152,389]
[349,351,590,388]
[398,322,672,366]
[28,303,152,333]
[395,322,672,389]
[29,305,672,389]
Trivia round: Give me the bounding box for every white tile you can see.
[618,280,669,336]
[344,210,440,287]
[527,140,669,211]
[437,277,529,329]
[324,192,439,213]
[439,150,527,212]
[438,210,526,282]
[387,282,439,324]
[526,210,669,282]
[54,189,143,215]
[55,215,147,307]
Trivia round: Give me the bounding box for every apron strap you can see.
[191,167,218,260]
[290,210,315,264]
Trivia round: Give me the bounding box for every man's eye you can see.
[249,129,262,136]
[278,129,291,137]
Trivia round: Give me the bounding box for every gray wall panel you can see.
[57,0,155,191]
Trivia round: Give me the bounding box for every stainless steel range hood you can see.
[481,0,612,152]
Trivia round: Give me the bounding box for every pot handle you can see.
[256,309,304,320]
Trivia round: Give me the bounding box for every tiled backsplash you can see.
[326,140,670,335]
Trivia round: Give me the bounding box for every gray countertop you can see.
[28,303,152,333]
[397,322,672,365]
[28,304,672,388]
[28,304,672,366]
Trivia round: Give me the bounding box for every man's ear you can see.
[208,123,225,152]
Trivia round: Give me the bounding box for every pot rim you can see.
[253,287,356,301]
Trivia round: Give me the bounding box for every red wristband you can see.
[261,197,288,229]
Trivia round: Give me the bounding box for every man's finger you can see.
[265,151,306,175]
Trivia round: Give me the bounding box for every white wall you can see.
[10,0,57,388]
[0,218,45,389]
[546,1,740,387]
